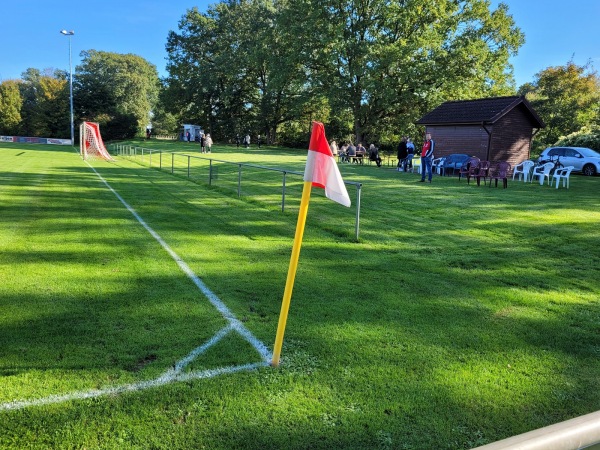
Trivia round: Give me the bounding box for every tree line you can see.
[0,52,160,142]
[0,0,598,150]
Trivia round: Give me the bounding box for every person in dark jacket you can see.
[397,136,408,171]
[369,144,382,167]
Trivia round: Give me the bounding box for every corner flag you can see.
[272,122,350,367]
[304,122,351,207]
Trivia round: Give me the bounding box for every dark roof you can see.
[416,96,545,128]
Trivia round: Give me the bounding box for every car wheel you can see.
[582,164,597,176]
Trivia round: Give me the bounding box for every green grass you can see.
[1,140,599,449]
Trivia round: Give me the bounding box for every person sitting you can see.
[347,143,357,163]
[330,140,339,157]
[339,143,349,162]
[355,143,366,164]
[369,144,382,167]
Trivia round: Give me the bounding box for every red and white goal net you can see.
[79,121,114,161]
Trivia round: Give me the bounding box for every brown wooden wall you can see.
[489,105,533,167]
[423,105,534,167]
[424,125,489,160]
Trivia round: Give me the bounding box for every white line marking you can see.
[0,161,273,412]
[1,362,268,411]
[86,162,271,363]
[2,324,267,412]
[172,325,233,374]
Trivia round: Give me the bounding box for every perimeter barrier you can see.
[109,144,363,240]
[472,409,600,450]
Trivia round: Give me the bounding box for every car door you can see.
[562,148,584,172]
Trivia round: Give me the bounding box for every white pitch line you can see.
[85,162,271,363]
[0,161,274,412]
[1,322,268,412]
[0,362,268,412]
[172,325,233,374]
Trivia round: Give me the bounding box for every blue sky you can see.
[1,1,598,88]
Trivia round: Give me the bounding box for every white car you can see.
[537,147,600,176]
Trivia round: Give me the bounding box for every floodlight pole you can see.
[60,30,75,146]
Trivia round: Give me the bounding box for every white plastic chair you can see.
[412,156,422,174]
[512,160,535,182]
[552,166,574,189]
[531,162,554,185]
[432,157,445,175]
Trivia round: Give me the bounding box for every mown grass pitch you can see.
[1,141,599,449]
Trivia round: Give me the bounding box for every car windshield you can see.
[578,148,600,158]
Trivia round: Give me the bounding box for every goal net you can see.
[79,121,114,161]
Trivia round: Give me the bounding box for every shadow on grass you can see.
[0,142,78,154]
[1,145,599,449]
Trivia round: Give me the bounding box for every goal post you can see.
[79,122,114,161]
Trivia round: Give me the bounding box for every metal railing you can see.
[472,409,600,450]
[110,144,363,239]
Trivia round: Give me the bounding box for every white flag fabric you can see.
[303,122,351,207]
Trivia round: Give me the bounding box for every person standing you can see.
[200,133,207,153]
[257,135,262,148]
[397,136,408,171]
[420,132,435,182]
[205,134,213,153]
[407,139,415,171]
[244,134,250,149]
[235,134,241,148]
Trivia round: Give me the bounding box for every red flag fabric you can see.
[303,122,351,207]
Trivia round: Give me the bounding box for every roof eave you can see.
[415,121,492,126]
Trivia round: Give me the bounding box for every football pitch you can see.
[1,141,599,449]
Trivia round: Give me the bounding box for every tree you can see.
[163,0,523,147]
[0,80,23,135]
[519,61,600,147]
[16,68,70,138]
[284,0,523,144]
[30,74,70,137]
[75,50,160,138]
[165,1,312,143]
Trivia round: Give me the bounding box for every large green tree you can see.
[163,0,523,146]
[165,1,312,143]
[284,0,522,144]
[519,61,600,148]
[75,50,160,139]
[30,74,70,137]
[0,80,23,135]
[15,68,70,138]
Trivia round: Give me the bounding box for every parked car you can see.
[537,147,600,176]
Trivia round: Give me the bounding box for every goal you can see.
[79,121,114,161]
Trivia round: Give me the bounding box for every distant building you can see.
[416,96,545,166]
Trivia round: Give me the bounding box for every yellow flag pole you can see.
[271,180,313,367]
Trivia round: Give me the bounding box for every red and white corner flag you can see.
[304,122,351,207]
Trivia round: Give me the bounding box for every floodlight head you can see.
[60,30,75,35]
